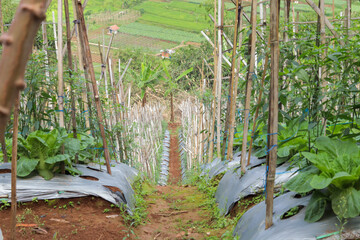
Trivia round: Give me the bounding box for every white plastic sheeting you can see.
[233,191,360,240]
[158,130,170,186]
[215,162,297,215]
[0,162,138,214]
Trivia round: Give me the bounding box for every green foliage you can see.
[118,22,202,43]
[133,0,208,33]
[285,136,360,222]
[17,128,83,180]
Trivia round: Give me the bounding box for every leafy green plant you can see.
[17,128,82,180]
[285,136,360,222]
[131,62,162,107]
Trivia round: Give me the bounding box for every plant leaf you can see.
[284,166,318,193]
[45,154,70,164]
[304,191,328,222]
[17,157,39,177]
[310,173,332,189]
[331,187,360,219]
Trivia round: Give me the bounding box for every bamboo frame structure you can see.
[240,0,257,173]
[265,0,279,229]
[75,0,112,174]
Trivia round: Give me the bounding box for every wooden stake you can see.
[240,0,257,173]
[265,0,279,229]
[247,39,270,164]
[215,0,224,158]
[208,0,218,163]
[75,0,112,174]
[64,0,77,148]
[57,0,65,129]
[305,0,345,46]
[223,0,242,160]
[10,92,20,240]
[72,0,90,133]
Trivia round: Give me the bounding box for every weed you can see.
[103,208,110,213]
[0,199,10,210]
[68,201,74,208]
[32,197,38,203]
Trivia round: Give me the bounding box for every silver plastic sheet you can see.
[158,130,170,186]
[0,162,138,214]
[233,191,360,240]
[215,162,297,215]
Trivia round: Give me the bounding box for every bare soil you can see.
[168,122,182,185]
[0,197,127,240]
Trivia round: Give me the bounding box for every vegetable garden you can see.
[0,0,360,239]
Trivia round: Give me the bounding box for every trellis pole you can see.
[240,0,257,173]
[76,0,112,174]
[10,92,20,240]
[72,0,91,133]
[64,0,78,153]
[57,0,65,129]
[265,0,279,229]
[207,0,218,163]
[224,0,243,161]
[215,0,224,158]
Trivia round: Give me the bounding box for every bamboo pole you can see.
[72,0,90,133]
[222,0,242,159]
[215,0,224,158]
[0,0,48,144]
[75,0,112,174]
[64,0,78,148]
[227,6,245,162]
[52,11,58,59]
[208,0,218,163]
[332,0,334,19]
[347,0,351,34]
[57,0,65,129]
[10,92,20,240]
[265,0,279,229]
[247,40,269,164]
[305,0,345,46]
[240,0,257,173]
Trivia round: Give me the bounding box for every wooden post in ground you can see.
[240,0,257,173]
[332,0,335,19]
[208,0,218,163]
[247,40,270,164]
[72,0,90,133]
[10,92,20,240]
[223,0,243,161]
[346,0,351,34]
[76,0,112,174]
[265,0,279,229]
[215,0,224,158]
[64,0,78,150]
[305,0,345,46]
[57,0,65,129]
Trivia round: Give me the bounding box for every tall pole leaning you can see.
[265,0,279,229]
[225,0,243,161]
[215,0,224,158]
[240,0,257,173]
[207,0,218,163]
[75,0,112,174]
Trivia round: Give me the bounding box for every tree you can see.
[162,60,193,122]
[131,62,162,107]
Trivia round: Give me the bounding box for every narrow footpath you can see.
[133,123,228,239]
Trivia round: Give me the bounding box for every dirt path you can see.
[133,123,227,239]
[168,123,182,185]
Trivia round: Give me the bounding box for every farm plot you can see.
[118,22,203,43]
[89,33,178,53]
[133,0,209,33]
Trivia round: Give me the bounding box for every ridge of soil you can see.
[168,122,182,185]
